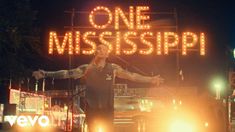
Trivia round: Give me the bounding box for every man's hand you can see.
[151,75,164,86]
[32,70,45,80]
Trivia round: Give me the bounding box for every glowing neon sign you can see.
[48,6,206,56]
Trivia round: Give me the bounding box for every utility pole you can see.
[64,8,76,131]
[174,8,183,96]
[227,47,235,132]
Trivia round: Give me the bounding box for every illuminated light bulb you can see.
[48,31,54,54]
[48,31,73,55]
[200,33,205,56]
[114,6,134,30]
[136,6,151,30]
[123,31,137,55]
[89,6,112,29]
[164,32,179,55]
[116,32,121,55]
[182,32,198,55]
[68,32,73,55]
[82,31,97,55]
[139,32,154,55]
[156,32,162,55]
[75,31,80,54]
[99,31,113,53]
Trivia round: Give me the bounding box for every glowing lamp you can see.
[211,77,225,100]
[170,120,194,132]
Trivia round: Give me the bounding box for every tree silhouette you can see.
[0,0,42,80]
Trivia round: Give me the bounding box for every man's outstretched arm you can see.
[113,64,164,85]
[32,64,88,80]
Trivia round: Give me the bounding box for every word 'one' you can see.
[89,6,151,30]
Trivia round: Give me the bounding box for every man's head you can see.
[95,44,109,59]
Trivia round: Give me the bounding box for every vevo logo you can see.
[5,115,50,127]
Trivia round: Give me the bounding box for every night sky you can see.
[1,0,235,101]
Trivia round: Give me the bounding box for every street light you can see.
[214,82,222,100]
[211,77,225,100]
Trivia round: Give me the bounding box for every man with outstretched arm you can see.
[33,44,164,132]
